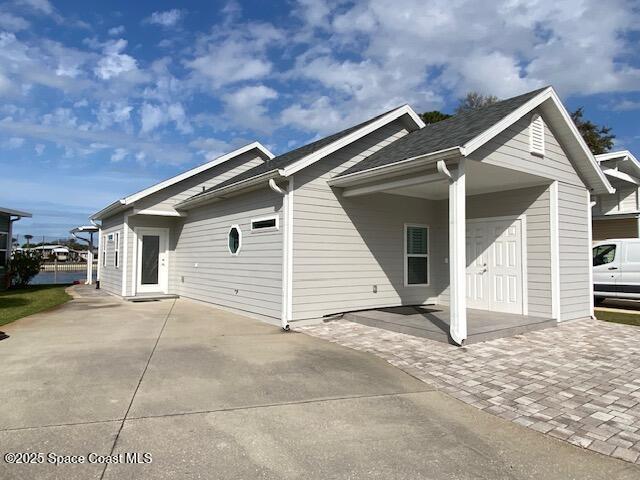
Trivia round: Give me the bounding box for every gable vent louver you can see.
[529,114,545,157]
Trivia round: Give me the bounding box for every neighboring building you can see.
[23,245,70,262]
[0,207,32,289]
[592,151,640,241]
[92,86,612,345]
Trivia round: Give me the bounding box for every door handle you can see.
[608,266,618,270]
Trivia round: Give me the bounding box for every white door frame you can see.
[466,215,528,315]
[133,227,169,295]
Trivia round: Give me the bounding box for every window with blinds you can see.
[529,114,545,156]
[405,225,429,285]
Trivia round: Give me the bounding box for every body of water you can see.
[31,271,97,285]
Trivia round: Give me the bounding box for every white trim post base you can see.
[449,158,467,345]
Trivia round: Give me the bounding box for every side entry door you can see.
[593,243,620,296]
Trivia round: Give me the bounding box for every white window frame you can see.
[114,232,120,268]
[250,215,279,233]
[0,229,8,270]
[228,225,242,256]
[529,113,545,157]
[404,223,430,287]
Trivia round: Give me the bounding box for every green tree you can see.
[570,107,615,155]
[455,92,499,114]
[420,110,452,125]
[8,251,43,288]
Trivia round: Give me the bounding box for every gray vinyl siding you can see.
[135,152,267,213]
[619,185,638,212]
[557,182,591,321]
[594,180,639,216]
[99,211,127,296]
[291,120,449,321]
[172,187,283,319]
[595,191,622,215]
[593,217,638,241]
[470,110,585,187]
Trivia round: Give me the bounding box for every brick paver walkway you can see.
[297,318,640,464]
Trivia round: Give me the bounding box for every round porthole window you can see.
[228,226,241,255]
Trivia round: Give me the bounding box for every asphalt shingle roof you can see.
[189,105,406,198]
[337,86,549,177]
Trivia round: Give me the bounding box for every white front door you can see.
[466,222,489,309]
[136,228,169,294]
[465,218,524,314]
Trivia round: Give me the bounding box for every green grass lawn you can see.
[595,309,640,327]
[0,284,72,327]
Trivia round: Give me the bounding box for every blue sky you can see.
[1,0,640,240]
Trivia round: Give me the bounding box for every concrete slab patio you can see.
[0,285,638,479]
[344,305,556,344]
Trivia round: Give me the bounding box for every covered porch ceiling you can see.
[337,159,551,200]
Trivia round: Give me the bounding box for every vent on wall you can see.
[529,114,545,157]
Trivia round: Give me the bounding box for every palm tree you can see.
[24,234,33,248]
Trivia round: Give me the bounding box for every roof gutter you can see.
[90,199,126,221]
[176,169,285,210]
[328,147,462,187]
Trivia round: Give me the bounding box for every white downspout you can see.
[269,178,292,331]
[588,192,596,319]
[437,159,467,346]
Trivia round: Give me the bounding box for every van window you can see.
[627,243,640,262]
[593,244,616,266]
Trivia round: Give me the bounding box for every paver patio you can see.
[298,317,640,464]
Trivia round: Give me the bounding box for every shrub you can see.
[8,251,43,288]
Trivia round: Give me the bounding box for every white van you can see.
[593,238,640,301]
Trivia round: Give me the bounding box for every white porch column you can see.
[96,228,102,283]
[86,250,93,285]
[449,158,467,345]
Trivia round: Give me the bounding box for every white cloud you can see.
[110,148,128,162]
[146,9,184,27]
[0,32,93,93]
[94,39,138,80]
[17,0,54,15]
[140,102,192,134]
[186,23,283,89]
[34,143,45,155]
[189,137,234,161]
[96,101,133,129]
[0,11,29,31]
[108,25,125,36]
[281,96,346,134]
[223,85,278,130]
[288,0,640,117]
[611,99,640,111]
[2,137,25,149]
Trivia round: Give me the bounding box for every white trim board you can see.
[92,142,273,219]
[549,181,561,321]
[282,105,424,177]
[121,216,129,297]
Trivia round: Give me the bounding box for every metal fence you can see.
[40,261,98,272]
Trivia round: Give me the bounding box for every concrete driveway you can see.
[0,286,638,479]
